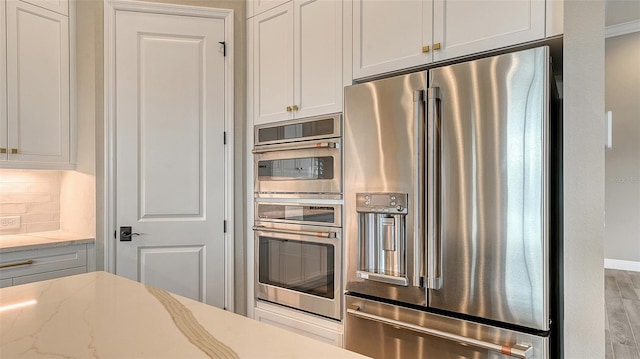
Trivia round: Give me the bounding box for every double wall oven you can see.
[253,114,343,321]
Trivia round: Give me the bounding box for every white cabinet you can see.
[353,0,432,79]
[251,0,289,18]
[254,302,343,347]
[352,0,547,79]
[0,244,88,287]
[432,0,545,62]
[253,0,342,125]
[1,0,72,169]
[0,0,6,161]
[20,0,68,15]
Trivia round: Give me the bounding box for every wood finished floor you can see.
[605,269,640,359]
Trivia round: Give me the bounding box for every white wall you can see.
[563,1,606,358]
[604,31,640,265]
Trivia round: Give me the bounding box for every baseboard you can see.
[605,259,640,272]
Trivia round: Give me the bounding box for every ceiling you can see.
[606,0,640,26]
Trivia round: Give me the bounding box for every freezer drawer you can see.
[345,295,548,359]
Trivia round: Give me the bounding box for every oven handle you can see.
[347,305,533,359]
[252,141,338,154]
[252,226,337,239]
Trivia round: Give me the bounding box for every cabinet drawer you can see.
[13,266,86,286]
[254,306,343,347]
[0,278,12,288]
[0,244,87,280]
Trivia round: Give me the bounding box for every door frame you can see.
[103,0,235,311]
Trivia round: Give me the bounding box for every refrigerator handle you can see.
[347,305,534,359]
[413,89,426,288]
[426,87,442,290]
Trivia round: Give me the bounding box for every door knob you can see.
[120,226,140,241]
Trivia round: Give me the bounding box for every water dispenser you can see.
[356,193,408,286]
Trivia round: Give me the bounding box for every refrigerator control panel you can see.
[356,193,408,214]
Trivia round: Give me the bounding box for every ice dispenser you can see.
[356,193,408,286]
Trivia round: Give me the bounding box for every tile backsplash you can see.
[0,169,61,234]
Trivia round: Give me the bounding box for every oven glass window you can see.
[258,157,334,180]
[257,204,335,224]
[258,118,334,143]
[259,237,334,299]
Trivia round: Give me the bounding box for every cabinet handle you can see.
[0,260,34,269]
[286,106,292,112]
[11,148,18,154]
[0,148,6,154]
[433,42,441,50]
[292,105,299,111]
[422,45,430,53]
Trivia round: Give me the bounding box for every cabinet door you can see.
[353,0,432,79]
[253,0,289,17]
[6,1,70,164]
[254,2,294,125]
[432,0,545,61]
[19,0,68,16]
[0,0,7,161]
[293,0,342,119]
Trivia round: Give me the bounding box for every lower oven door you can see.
[345,295,549,359]
[254,224,342,320]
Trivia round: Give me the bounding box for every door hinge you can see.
[219,41,226,57]
[223,220,227,233]
[224,131,227,145]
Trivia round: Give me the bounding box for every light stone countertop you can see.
[0,271,370,358]
[0,231,94,253]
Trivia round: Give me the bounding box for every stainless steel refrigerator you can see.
[344,46,561,359]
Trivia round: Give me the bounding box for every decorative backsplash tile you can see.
[0,169,60,234]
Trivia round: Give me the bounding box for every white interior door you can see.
[114,10,227,308]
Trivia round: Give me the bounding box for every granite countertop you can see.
[0,271,369,358]
[0,231,94,253]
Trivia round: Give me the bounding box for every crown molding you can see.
[606,19,640,38]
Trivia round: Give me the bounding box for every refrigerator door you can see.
[346,295,549,359]
[427,46,550,330]
[344,72,427,305]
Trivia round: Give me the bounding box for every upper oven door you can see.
[254,114,341,146]
[253,139,342,199]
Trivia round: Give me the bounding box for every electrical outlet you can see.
[0,216,21,230]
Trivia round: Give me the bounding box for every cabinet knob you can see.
[422,45,430,53]
[286,106,292,112]
[0,148,6,154]
[433,42,441,50]
[292,105,299,111]
[11,148,18,154]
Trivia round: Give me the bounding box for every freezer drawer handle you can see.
[252,141,338,154]
[347,305,533,359]
[0,260,34,269]
[252,226,336,239]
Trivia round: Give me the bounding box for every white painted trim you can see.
[605,259,640,272]
[245,16,255,320]
[69,0,77,166]
[605,20,640,38]
[103,0,235,312]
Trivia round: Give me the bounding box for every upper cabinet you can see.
[353,0,433,80]
[252,0,343,125]
[353,0,549,79]
[431,0,545,62]
[1,0,73,169]
[20,0,68,15]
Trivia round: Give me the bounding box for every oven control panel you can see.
[356,193,408,214]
